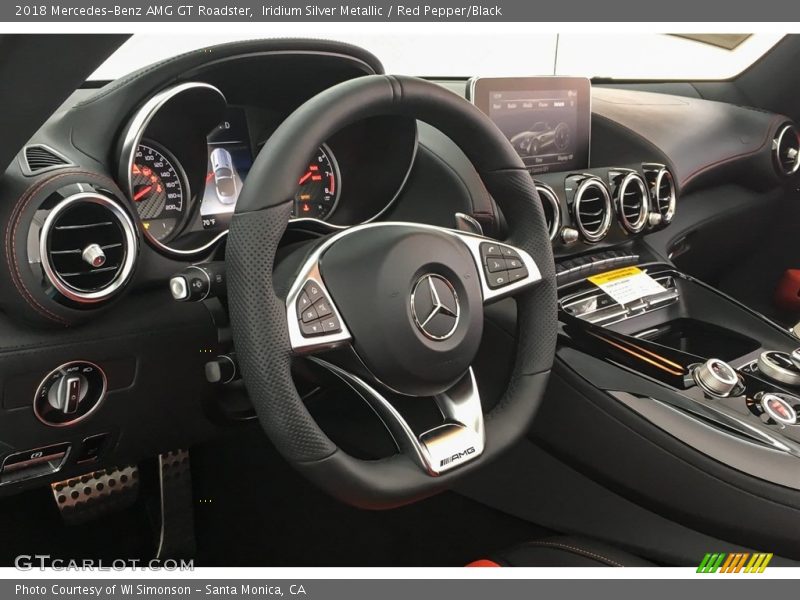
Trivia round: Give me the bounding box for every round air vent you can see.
[534,182,561,241]
[652,168,676,225]
[40,193,137,304]
[573,178,612,243]
[773,123,800,176]
[615,172,649,234]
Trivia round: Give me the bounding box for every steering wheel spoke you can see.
[311,358,485,476]
[452,232,543,303]
[286,251,352,354]
[286,223,540,356]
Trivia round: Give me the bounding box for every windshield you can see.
[92,30,784,81]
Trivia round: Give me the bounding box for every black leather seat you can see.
[469,536,653,567]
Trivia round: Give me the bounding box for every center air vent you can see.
[652,168,676,225]
[773,123,800,176]
[40,193,138,304]
[615,172,649,234]
[573,178,612,243]
[534,182,562,241]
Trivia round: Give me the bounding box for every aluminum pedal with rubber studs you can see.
[50,465,139,526]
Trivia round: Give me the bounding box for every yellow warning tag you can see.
[587,266,667,306]
[587,266,644,285]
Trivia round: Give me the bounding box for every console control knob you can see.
[693,358,739,397]
[648,213,663,228]
[758,393,798,426]
[757,351,800,386]
[791,348,800,370]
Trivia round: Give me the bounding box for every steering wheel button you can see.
[500,246,521,259]
[301,306,319,323]
[296,293,313,319]
[508,268,529,283]
[486,258,506,273]
[314,299,333,318]
[487,270,509,289]
[304,281,324,303]
[505,257,523,270]
[297,291,312,310]
[480,243,502,261]
[299,320,325,337]
[320,316,341,333]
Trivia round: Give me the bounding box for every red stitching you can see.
[679,114,784,189]
[5,170,119,324]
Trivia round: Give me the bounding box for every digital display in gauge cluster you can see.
[468,76,592,174]
[200,107,253,231]
[200,106,341,231]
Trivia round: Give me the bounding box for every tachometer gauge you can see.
[292,145,340,221]
[130,143,187,242]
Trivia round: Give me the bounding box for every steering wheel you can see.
[227,75,557,509]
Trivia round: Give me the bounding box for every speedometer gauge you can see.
[131,143,187,242]
[292,145,340,221]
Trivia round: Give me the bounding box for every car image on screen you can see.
[210,147,238,204]
[510,121,570,156]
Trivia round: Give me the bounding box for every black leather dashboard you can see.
[591,86,787,193]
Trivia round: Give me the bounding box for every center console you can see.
[470,77,800,494]
[557,262,800,493]
[461,75,800,560]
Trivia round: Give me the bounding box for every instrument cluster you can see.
[117,82,416,257]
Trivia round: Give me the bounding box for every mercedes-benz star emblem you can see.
[410,274,460,340]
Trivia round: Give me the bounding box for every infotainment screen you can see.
[200,106,253,231]
[468,77,591,174]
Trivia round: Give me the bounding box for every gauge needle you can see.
[298,171,312,185]
[133,185,153,201]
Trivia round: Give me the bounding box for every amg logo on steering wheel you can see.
[440,447,476,468]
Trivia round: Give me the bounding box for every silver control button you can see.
[757,351,800,386]
[693,358,739,397]
[81,243,106,268]
[791,348,800,370]
[169,276,189,301]
[759,393,798,426]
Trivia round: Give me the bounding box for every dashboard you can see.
[0,37,798,502]
[0,43,793,324]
